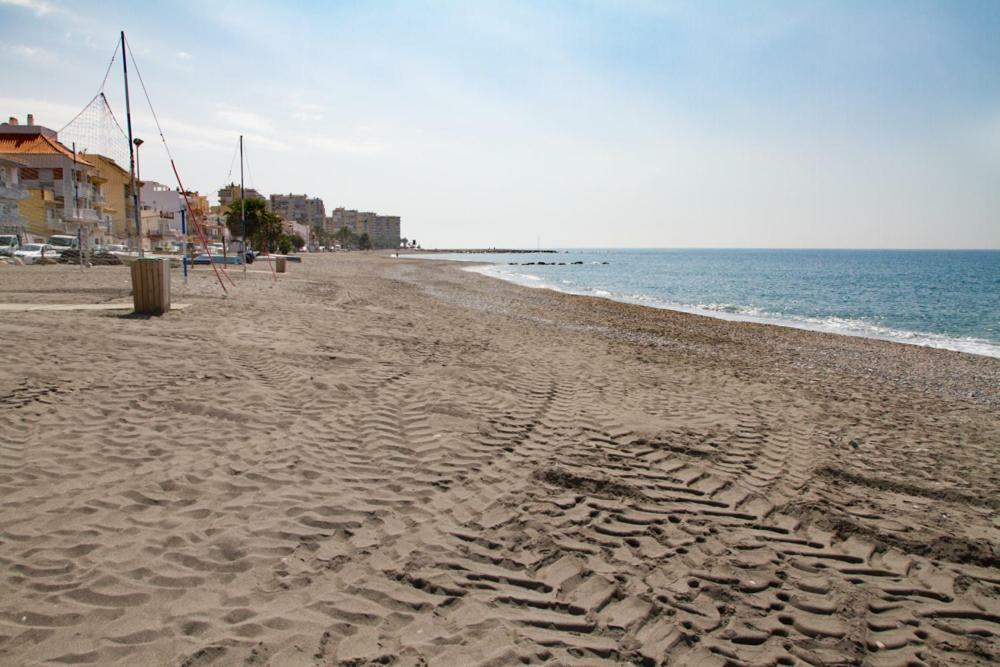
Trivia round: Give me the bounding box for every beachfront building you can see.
[140,208,183,251]
[270,193,325,228]
[140,180,185,215]
[85,153,132,246]
[0,114,100,243]
[218,183,265,208]
[0,155,29,237]
[204,211,228,242]
[371,215,401,247]
[327,206,401,248]
[188,192,210,218]
[280,218,312,243]
[138,180,204,250]
[325,207,357,234]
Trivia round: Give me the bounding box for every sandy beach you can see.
[0,253,997,666]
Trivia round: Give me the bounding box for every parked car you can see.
[13,243,56,264]
[0,234,19,256]
[98,244,132,256]
[193,253,245,266]
[46,235,78,254]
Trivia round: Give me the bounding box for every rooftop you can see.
[0,132,94,167]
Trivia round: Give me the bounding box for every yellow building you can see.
[187,191,210,218]
[17,187,62,241]
[86,153,132,244]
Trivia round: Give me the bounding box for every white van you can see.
[0,234,19,256]
[46,235,79,254]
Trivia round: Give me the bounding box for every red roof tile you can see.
[0,133,94,167]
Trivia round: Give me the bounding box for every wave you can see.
[464,265,1000,358]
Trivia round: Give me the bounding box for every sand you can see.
[0,254,997,666]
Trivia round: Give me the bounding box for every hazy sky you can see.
[2,0,998,248]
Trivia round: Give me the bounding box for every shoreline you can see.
[412,255,998,409]
[0,255,997,665]
[412,252,1000,360]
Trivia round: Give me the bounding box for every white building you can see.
[0,155,29,234]
[139,180,185,216]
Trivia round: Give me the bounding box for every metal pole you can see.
[240,135,246,275]
[180,208,188,285]
[134,140,142,250]
[121,30,143,257]
[73,142,82,269]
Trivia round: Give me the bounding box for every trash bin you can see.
[131,257,171,315]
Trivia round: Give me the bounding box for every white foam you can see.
[462,265,1000,358]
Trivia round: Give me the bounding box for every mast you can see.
[240,134,246,275]
[73,142,82,269]
[121,30,143,257]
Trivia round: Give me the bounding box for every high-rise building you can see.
[218,182,265,208]
[269,193,325,228]
[327,207,401,248]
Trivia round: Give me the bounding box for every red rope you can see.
[170,159,232,291]
[263,240,277,282]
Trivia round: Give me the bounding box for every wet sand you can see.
[0,254,997,665]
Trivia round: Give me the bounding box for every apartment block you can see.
[269,193,325,228]
[86,153,132,245]
[0,114,100,242]
[327,207,401,248]
[218,183,265,207]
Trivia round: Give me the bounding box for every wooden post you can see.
[131,257,171,315]
[275,257,287,274]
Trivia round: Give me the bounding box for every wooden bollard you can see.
[131,257,171,315]
[275,257,287,273]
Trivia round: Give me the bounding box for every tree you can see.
[289,233,306,251]
[333,226,358,248]
[277,234,293,254]
[225,198,283,251]
[312,224,328,247]
[358,232,372,251]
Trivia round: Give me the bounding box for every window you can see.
[22,168,38,180]
[53,168,63,180]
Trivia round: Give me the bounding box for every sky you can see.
[1,0,998,249]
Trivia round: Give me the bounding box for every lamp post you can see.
[133,138,143,252]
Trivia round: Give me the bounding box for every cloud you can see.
[0,96,81,126]
[176,50,192,60]
[291,102,325,122]
[214,107,273,133]
[0,0,54,16]
[306,134,387,157]
[0,41,57,64]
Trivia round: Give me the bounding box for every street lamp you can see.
[133,138,143,251]
[133,138,144,190]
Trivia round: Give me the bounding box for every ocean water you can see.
[418,249,1000,358]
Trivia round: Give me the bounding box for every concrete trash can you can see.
[131,257,171,315]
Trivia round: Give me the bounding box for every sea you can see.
[418,249,1000,358]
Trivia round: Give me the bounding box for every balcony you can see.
[64,208,102,224]
[0,183,29,200]
[0,209,27,228]
[57,181,98,201]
